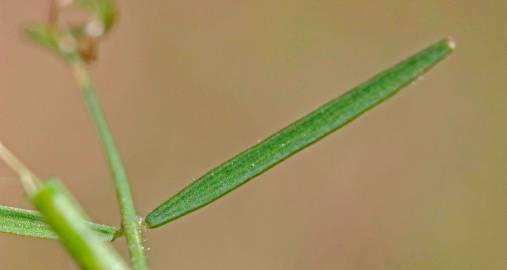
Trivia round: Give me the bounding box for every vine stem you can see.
[72,61,149,270]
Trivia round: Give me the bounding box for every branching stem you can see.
[72,61,149,270]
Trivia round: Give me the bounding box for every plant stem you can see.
[33,179,129,270]
[72,62,149,270]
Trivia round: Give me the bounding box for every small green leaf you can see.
[0,205,119,241]
[73,0,117,34]
[145,39,455,228]
[32,179,128,270]
[24,25,80,63]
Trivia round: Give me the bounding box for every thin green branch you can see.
[23,1,146,268]
[73,63,148,270]
[0,205,119,241]
[0,141,127,269]
[145,39,455,228]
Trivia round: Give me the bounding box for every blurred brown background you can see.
[0,1,505,269]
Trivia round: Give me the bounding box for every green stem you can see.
[73,63,149,270]
[33,179,129,270]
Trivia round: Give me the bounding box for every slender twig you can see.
[72,61,149,270]
[0,141,41,195]
[25,0,148,266]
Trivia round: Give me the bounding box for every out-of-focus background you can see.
[0,1,505,269]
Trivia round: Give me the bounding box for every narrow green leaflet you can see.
[24,25,81,63]
[33,179,128,270]
[0,205,118,241]
[145,39,455,228]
